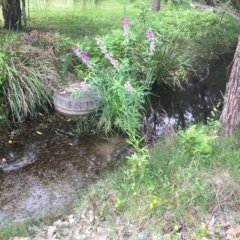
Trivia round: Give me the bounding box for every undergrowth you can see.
[71,124,240,239]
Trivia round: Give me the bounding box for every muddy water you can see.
[0,115,126,221]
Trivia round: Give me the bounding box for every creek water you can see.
[0,115,127,221]
[0,55,232,221]
[147,55,232,135]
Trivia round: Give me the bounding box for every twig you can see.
[219,1,230,25]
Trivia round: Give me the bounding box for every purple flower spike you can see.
[146,29,155,55]
[71,47,92,68]
[146,30,154,41]
[96,37,119,70]
[122,16,129,40]
[80,51,92,69]
[71,47,77,54]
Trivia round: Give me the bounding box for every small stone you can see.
[69,218,76,225]
[97,226,105,234]
[138,231,148,240]
[53,220,62,226]
[68,214,74,219]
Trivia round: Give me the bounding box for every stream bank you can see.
[0,53,232,224]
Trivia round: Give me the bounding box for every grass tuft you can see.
[0,31,64,122]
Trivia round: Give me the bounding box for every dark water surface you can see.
[147,56,232,135]
[0,115,126,221]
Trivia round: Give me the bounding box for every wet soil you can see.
[0,114,126,221]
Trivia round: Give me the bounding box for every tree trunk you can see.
[151,0,161,12]
[2,0,22,30]
[219,36,240,135]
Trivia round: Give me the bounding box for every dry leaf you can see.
[81,210,86,220]
[68,143,73,146]
[47,226,57,238]
[13,218,25,223]
[2,158,6,162]
[227,225,240,239]
[32,224,40,232]
[36,131,43,135]
[88,210,95,223]
[208,215,215,231]
[8,140,12,144]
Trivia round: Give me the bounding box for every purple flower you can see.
[146,30,154,41]
[71,47,92,68]
[146,29,155,55]
[71,47,77,54]
[122,16,129,40]
[96,37,119,70]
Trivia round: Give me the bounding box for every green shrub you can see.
[177,125,217,156]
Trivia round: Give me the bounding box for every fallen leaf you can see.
[47,226,56,238]
[68,143,73,146]
[2,158,6,162]
[227,225,240,239]
[32,224,40,232]
[208,215,215,231]
[36,131,43,135]
[88,210,95,223]
[13,218,25,223]
[8,140,12,144]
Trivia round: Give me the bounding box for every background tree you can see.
[1,0,22,29]
[219,36,240,135]
[151,0,160,12]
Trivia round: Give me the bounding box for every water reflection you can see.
[147,56,232,135]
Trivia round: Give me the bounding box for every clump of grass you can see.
[0,32,64,122]
[0,220,30,240]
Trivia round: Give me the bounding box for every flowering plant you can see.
[71,17,157,135]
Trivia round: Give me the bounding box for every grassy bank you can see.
[1,123,240,239]
[70,126,240,239]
